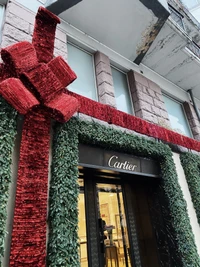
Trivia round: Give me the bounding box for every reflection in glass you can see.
[97,183,132,267]
[67,43,97,100]
[163,95,192,137]
[111,67,132,114]
[78,179,88,267]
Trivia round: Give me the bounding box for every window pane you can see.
[163,95,192,137]
[97,183,132,267]
[169,6,184,29]
[15,0,42,12]
[0,5,3,30]
[67,43,97,100]
[111,67,132,114]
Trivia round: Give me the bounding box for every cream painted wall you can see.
[172,152,200,256]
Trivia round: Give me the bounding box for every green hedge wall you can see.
[180,152,200,225]
[0,97,17,258]
[48,117,200,267]
[47,120,80,267]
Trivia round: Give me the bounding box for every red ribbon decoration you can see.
[0,7,79,266]
[67,91,200,152]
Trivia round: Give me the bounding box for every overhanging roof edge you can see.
[134,0,170,64]
[45,0,82,15]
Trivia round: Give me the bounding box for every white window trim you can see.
[111,65,134,115]
[67,41,98,101]
[163,93,193,137]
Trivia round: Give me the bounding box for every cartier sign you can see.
[79,144,160,177]
[107,156,137,171]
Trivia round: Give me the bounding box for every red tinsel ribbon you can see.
[0,7,79,266]
[67,91,200,152]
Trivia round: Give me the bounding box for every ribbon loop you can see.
[0,78,39,114]
[46,92,79,122]
[23,63,63,103]
[1,41,38,75]
[48,56,77,88]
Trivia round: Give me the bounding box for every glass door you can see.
[96,183,132,267]
[78,177,134,267]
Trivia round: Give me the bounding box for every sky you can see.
[181,0,200,22]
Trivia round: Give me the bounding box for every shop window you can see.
[111,66,133,114]
[163,95,192,137]
[67,43,97,100]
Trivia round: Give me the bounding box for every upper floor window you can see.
[163,95,192,137]
[187,41,200,58]
[168,5,184,30]
[0,4,4,34]
[111,67,133,114]
[67,43,97,100]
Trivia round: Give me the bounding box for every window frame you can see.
[163,93,193,137]
[0,4,5,43]
[111,64,134,115]
[186,41,200,59]
[67,41,98,101]
[168,4,185,31]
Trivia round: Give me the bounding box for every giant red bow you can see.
[0,7,79,266]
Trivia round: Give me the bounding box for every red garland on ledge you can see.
[67,91,200,152]
[0,8,79,267]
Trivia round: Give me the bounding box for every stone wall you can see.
[183,102,200,140]
[1,0,67,61]
[94,51,116,108]
[128,70,170,126]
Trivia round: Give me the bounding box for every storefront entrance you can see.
[78,145,163,267]
[78,172,162,267]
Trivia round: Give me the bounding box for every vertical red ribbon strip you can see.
[9,108,51,266]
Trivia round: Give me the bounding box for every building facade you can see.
[0,0,200,266]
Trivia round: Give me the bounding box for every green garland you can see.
[48,117,200,267]
[0,97,17,258]
[180,152,200,225]
[47,120,80,267]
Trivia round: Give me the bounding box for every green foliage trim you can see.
[0,97,17,259]
[48,119,80,267]
[180,152,200,225]
[48,117,200,267]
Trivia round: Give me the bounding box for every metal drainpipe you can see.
[188,89,200,122]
